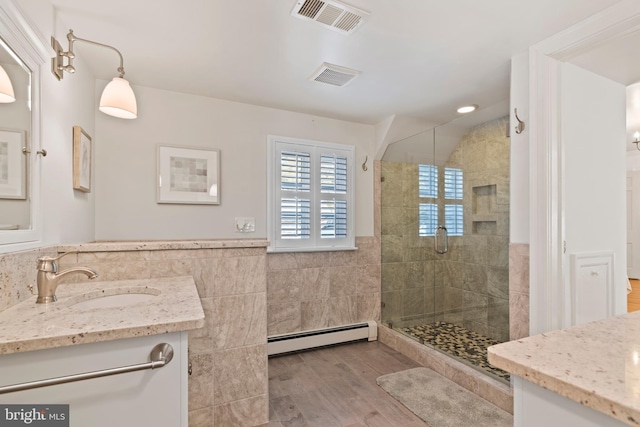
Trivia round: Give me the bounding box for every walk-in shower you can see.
[380,106,510,383]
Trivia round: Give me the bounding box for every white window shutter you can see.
[268,136,355,252]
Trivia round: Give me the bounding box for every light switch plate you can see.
[235,217,255,233]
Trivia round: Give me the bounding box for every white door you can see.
[562,62,627,324]
[628,171,640,279]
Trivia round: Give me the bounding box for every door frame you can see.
[529,0,640,334]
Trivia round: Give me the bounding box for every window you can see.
[418,165,438,237]
[419,203,438,237]
[444,167,463,236]
[268,136,355,252]
[444,204,463,236]
[444,167,463,200]
[418,164,464,237]
[419,164,438,198]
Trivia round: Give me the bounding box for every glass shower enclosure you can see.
[380,107,511,382]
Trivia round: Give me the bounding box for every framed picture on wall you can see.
[0,128,26,199]
[72,126,92,192]
[157,145,220,204]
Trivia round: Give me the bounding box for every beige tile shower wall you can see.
[440,117,510,341]
[266,236,381,336]
[59,244,268,427]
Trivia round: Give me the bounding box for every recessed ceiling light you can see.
[456,104,478,114]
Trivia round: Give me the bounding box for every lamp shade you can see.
[99,77,137,119]
[0,64,16,103]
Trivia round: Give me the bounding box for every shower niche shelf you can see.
[472,220,497,235]
[472,184,497,214]
[471,184,499,235]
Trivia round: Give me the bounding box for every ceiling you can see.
[48,0,623,126]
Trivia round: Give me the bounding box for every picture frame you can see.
[0,128,27,200]
[72,126,92,192]
[157,145,220,204]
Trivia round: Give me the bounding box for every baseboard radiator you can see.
[267,321,378,356]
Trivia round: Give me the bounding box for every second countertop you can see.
[488,311,640,426]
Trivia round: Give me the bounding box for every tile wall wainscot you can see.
[266,236,381,335]
[0,247,58,311]
[509,243,529,340]
[0,240,269,427]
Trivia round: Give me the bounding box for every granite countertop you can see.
[488,311,640,426]
[0,276,205,355]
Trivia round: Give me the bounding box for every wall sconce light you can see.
[51,29,137,119]
[0,64,15,103]
[634,131,640,151]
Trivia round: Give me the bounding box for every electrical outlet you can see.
[235,217,255,233]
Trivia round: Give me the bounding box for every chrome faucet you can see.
[35,252,98,304]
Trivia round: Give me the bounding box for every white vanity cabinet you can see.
[513,377,629,427]
[0,332,188,427]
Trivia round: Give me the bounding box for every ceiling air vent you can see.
[310,62,360,87]
[291,0,369,35]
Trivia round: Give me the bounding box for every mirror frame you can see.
[0,2,50,251]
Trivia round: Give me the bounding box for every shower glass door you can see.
[380,128,437,331]
[381,111,511,382]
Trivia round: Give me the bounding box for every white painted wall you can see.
[94,83,375,240]
[13,0,96,246]
[510,52,529,244]
[562,62,627,317]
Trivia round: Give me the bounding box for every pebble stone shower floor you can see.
[398,321,510,382]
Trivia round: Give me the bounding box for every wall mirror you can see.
[0,37,31,231]
[0,3,50,250]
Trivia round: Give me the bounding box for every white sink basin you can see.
[66,288,160,310]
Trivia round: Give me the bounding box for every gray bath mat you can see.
[376,367,512,427]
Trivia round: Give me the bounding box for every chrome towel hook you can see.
[362,155,368,171]
[514,108,525,134]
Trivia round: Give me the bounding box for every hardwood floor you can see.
[263,341,429,427]
[629,279,640,313]
[262,282,640,426]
